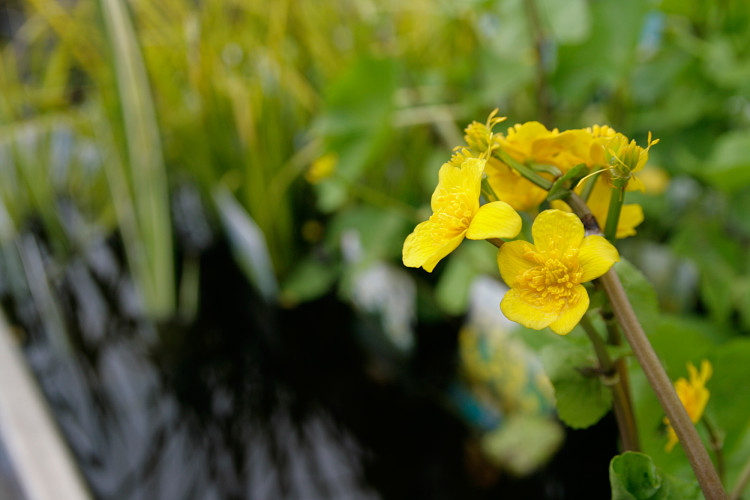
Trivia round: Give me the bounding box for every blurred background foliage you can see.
[1,0,750,497]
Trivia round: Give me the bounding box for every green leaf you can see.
[702,130,750,192]
[280,258,340,307]
[435,253,475,315]
[614,259,660,331]
[481,415,564,476]
[540,341,612,429]
[610,452,701,500]
[538,0,591,44]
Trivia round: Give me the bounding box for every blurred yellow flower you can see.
[497,210,619,335]
[664,360,712,452]
[638,165,671,195]
[403,158,522,272]
[305,152,337,184]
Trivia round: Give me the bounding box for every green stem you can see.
[522,0,552,125]
[568,193,726,500]
[580,314,640,452]
[730,455,750,500]
[601,310,637,436]
[599,270,725,499]
[604,178,627,242]
[579,172,601,203]
[495,149,552,191]
[481,177,500,203]
[703,416,725,483]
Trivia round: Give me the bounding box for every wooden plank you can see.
[0,316,92,500]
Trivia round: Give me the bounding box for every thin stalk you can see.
[481,177,500,203]
[487,238,504,249]
[604,179,627,242]
[703,416,725,483]
[600,268,724,499]
[730,455,750,500]
[602,310,636,432]
[579,172,601,203]
[580,314,640,452]
[495,149,552,190]
[569,193,726,500]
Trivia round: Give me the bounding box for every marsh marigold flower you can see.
[497,210,619,335]
[664,360,712,452]
[403,158,522,272]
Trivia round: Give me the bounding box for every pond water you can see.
[0,214,616,499]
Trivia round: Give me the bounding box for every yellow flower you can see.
[664,360,712,452]
[552,176,644,239]
[403,158,522,272]
[497,210,619,335]
[305,152,337,184]
[497,122,591,173]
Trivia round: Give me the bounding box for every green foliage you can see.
[481,415,564,476]
[609,452,700,500]
[615,258,660,330]
[540,340,612,429]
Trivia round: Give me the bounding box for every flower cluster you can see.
[403,112,657,335]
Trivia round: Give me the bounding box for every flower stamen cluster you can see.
[498,210,619,335]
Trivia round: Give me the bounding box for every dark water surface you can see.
[0,213,615,499]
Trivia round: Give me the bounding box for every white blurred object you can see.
[342,229,415,352]
[0,313,92,500]
[467,275,515,332]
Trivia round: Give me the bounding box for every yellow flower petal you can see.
[664,418,679,452]
[500,288,557,330]
[402,220,466,272]
[615,204,644,239]
[547,284,590,335]
[497,240,538,287]
[431,159,484,213]
[465,201,522,240]
[531,209,584,255]
[578,235,619,282]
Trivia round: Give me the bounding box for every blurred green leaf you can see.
[314,57,398,211]
[614,259,659,332]
[539,0,590,44]
[280,258,340,307]
[435,253,476,315]
[553,0,649,103]
[540,341,612,429]
[609,452,700,500]
[481,415,564,476]
[214,188,278,303]
[702,130,750,192]
[99,0,174,317]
